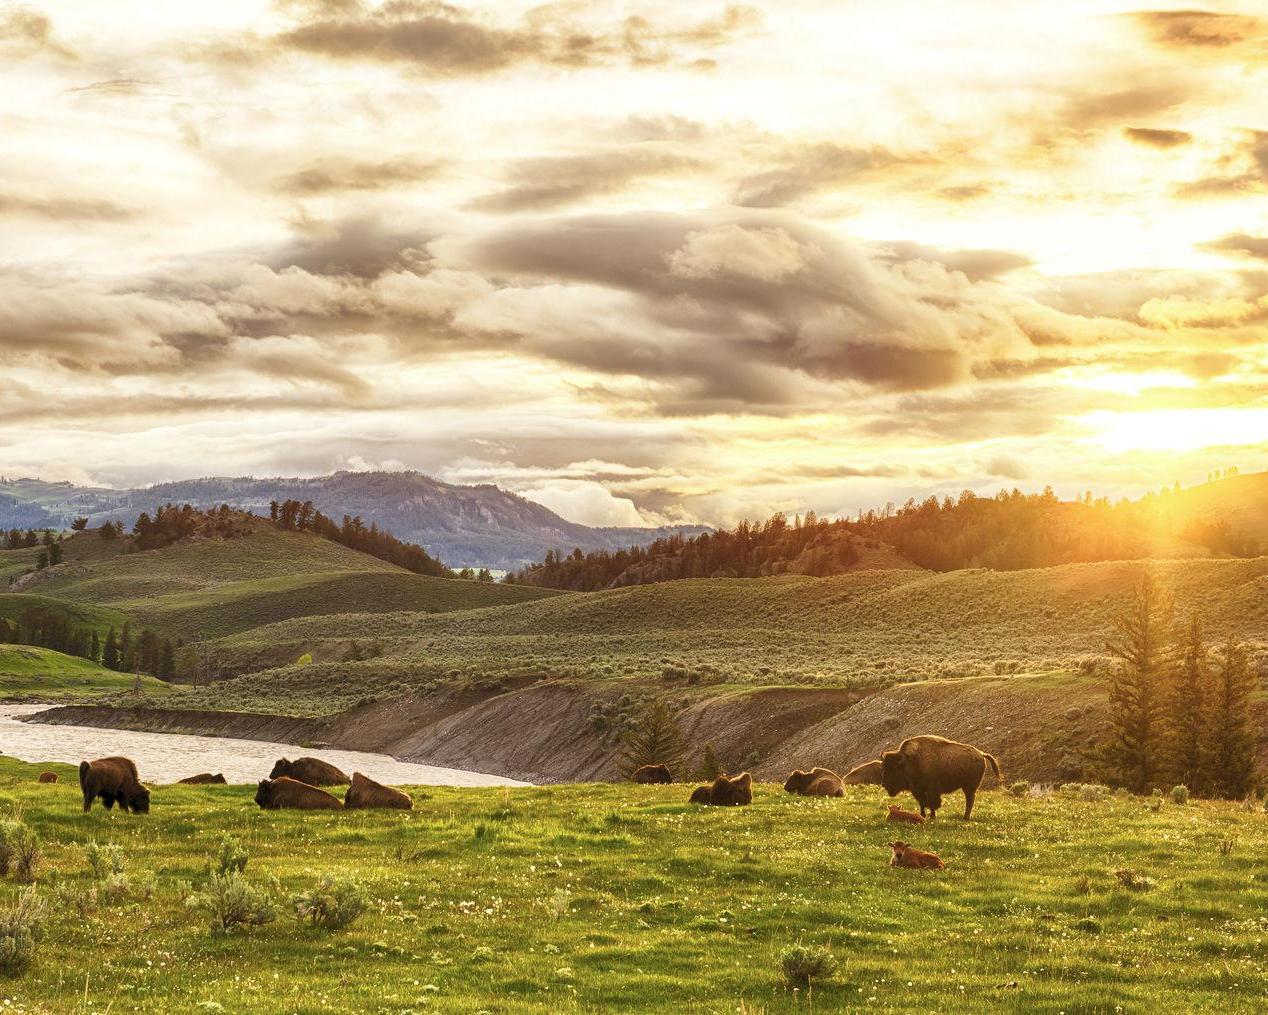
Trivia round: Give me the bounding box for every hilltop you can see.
[0,472,709,570]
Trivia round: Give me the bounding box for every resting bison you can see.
[688,785,713,804]
[842,760,883,785]
[889,840,945,870]
[880,735,1001,820]
[783,767,844,797]
[37,772,58,784]
[268,757,350,786]
[886,804,924,824]
[632,764,673,784]
[344,772,413,810]
[177,773,226,785]
[79,757,150,814]
[701,772,753,806]
[254,776,343,810]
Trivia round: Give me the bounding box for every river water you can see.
[0,705,527,787]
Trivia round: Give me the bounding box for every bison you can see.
[688,784,713,804]
[889,840,945,870]
[344,772,413,810]
[886,804,925,824]
[177,773,226,785]
[268,757,350,786]
[632,764,673,784]
[254,776,343,810]
[842,760,883,785]
[707,772,753,806]
[880,735,1001,820]
[37,772,58,784]
[783,767,844,797]
[79,757,150,814]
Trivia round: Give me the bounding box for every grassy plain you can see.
[0,758,1262,1012]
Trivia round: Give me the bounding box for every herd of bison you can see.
[60,735,998,872]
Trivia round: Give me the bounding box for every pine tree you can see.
[48,541,63,566]
[158,639,176,680]
[1103,573,1174,793]
[119,622,134,673]
[621,701,687,777]
[695,742,723,781]
[1201,641,1257,799]
[1168,614,1208,790]
[102,628,119,670]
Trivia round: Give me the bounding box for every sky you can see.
[2,0,1267,527]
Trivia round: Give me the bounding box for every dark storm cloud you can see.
[268,1,762,76]
[1131,9,1267,49]
[468,149,702,213]
[1122,126,1193,148]
[266,213,438,277]
[273,157,442,195]
[1202,233,1268,261]
[0,193,136,221]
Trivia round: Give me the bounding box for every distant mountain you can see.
[0,472,708,570]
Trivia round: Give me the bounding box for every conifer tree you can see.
[1201,641,1257,799]
[1168,614,1208,790]
[696,742,724,781]
[621,700,687,777]
[102,628,119,670]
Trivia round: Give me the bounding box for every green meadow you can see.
[0,646,169,702]
[0,758,1263,1013]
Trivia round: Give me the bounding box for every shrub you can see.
[1170,785,1189,805]
[0,888,47,974]
[1114,869,1157,892]
[779,943,837,989]
[187,872,277,936]
[211,835,249,877]
[9,827,40,884]
[1007,780,1030,797]
[0,822,26,877]
[292,877,366,931]
[85,841,125,881]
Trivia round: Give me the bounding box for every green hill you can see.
[0,644,169,700]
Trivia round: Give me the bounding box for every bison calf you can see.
[889,840,945,870]
[344,772,413,810]
[37,772,58,784]
[886,804,925,824]
[268,757,350,786]
[784,767,844,797]
[79,757,150,814]
[632,764,673,784]
[255,776,343,810]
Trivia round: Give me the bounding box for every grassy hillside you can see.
[0,757,1262,1012]
[176,556,1268,716]
[3,528,556,641]
[0,645,169,700]
[0,593,129,637]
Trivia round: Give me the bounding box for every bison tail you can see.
[983,753,1002,782]
[78,760,90,783]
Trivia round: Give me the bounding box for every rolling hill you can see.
[0,644,170,700]
[0,472,709,569]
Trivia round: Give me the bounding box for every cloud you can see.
[520,479,653,527]
[1174,129,1268,198]
[984,454,1029,480]
[273,157,442,195]
[1132,9,1267,50]
[0,192,135,222]
[1122,126,1192,148]
[0,5,74,59]
[874,243,1033,282]
[269,1,762,76]
[733,142,925,207]
[468,149,700,213]
[1202,233,1268,261]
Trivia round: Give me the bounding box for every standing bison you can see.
[269,757,350,786]
[880,735,1000,820]
[631,764,673,784]
[79,757,150,814]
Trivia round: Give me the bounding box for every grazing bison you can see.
[344,772,413,810]
[886,804,925,825]
[632,764,673,784]
[177,773,226,785]
[889,841,945,870]
[842,760,883,785]
[254,776,343,810]
[79,757,150,814]
[37,772,58,784]
[688,785,713,804]
[880,735,1000,820]
[783,767,844,797]
[268,757,350,786]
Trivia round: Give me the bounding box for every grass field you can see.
[0,646,170,701]
[0,758,1262,1012]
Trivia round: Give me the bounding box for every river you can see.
[0,704,527,787]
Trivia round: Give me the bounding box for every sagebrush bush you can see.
[779,943,837,989]
[0,821,25,877]
[8,826,40,884]
[0,888,47,974]
[1170,785,1189,805]
[1115,868,1157,892]
[292,877,366,931]
[1007,780,1030,797]
[187,872,277,935]
[85,841,125,881]
[211,835,248,876]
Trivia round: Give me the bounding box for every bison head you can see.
[254,779,272,808]
[880,750,908,797]
[130,785,151,814]
[783,770,809,793]
[269,759,290,780]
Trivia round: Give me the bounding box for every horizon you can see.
[5,2,1268,527]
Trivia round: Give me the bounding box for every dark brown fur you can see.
[177,773,226,785]
[706,771,753,806]
[886,804,925,824]
[268,757,350,786]
[344,772,413,810]
[37,772,58,784]
[842,760,884,785]
[889,840,945,870]
[79,757,150,814]
[880,735,1001,819]
[632,764,673,784]
[783,767,844,797]
[688,785,713,804]
[254,776,343,810]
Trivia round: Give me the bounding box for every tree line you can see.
[0,609,177,680]
[1101,574,1257,799]
[269,500,452,577]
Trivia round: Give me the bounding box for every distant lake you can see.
[0,704,528,787]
